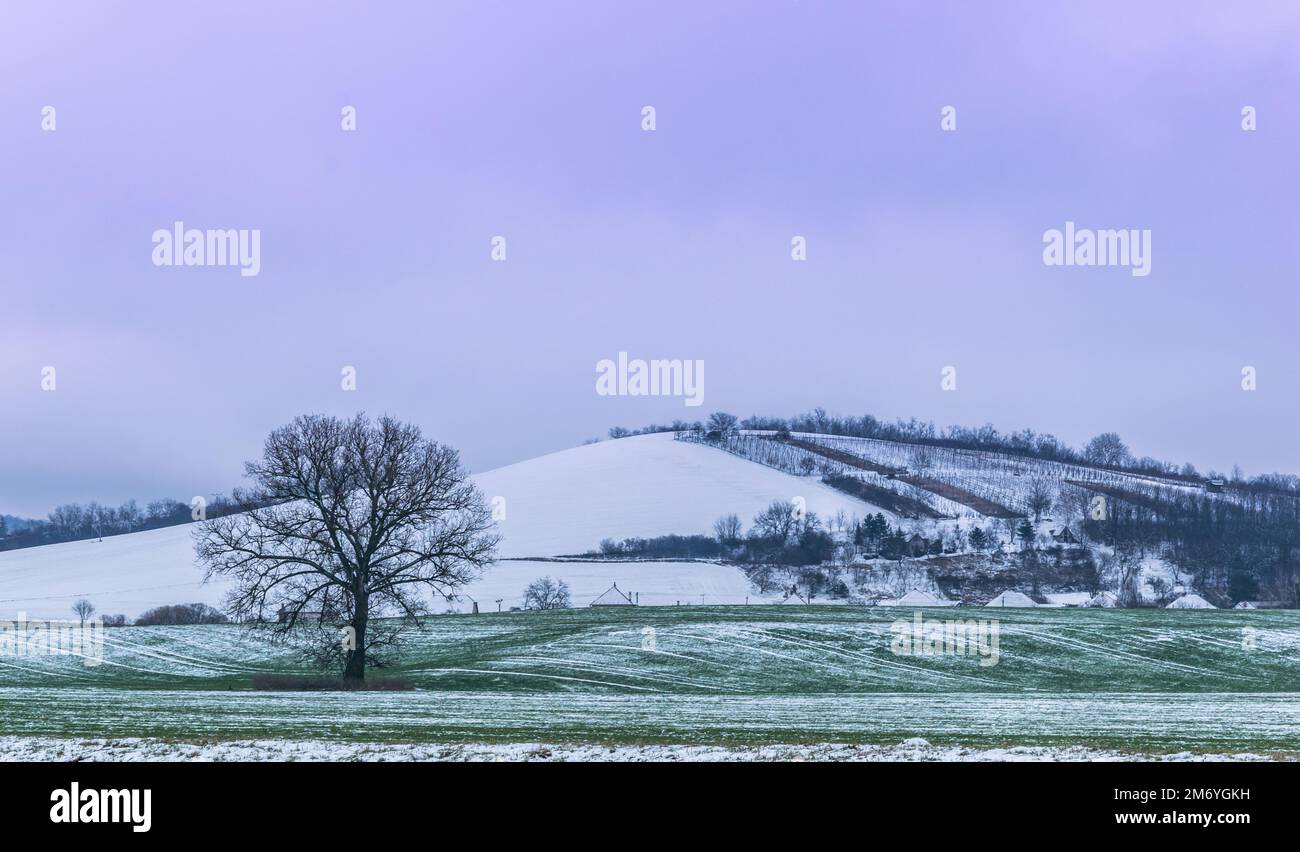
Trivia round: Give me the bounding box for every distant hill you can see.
[0,515,39,534]
[0,434,871,619]
[676,427,1300,606]
[3,423,1297,620]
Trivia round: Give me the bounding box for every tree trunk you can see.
[343,594,368,683]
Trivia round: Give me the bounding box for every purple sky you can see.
[2,1,1298,517]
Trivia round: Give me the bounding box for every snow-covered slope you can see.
[0,433,875,618]
[0,523,215,620]
[478,432,876,558]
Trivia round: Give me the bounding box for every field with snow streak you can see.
[1,606,1298,753]
[3,690,1298,754]
[4,736,1292,762]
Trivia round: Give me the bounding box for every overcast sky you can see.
[2,1,1298,517]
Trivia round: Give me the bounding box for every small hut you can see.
[985,590,1037,608]
[905,534,931,557]
[885,588,955,607]
[1050,526,1079,545]
[590,582,635,607]
[779,587,807,605]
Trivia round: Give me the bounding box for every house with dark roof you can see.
[1049,526,1078,545]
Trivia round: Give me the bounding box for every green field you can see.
[3,606,1299,752]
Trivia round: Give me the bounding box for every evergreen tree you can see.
[881,527,907,561]
[1016,519,1036,549]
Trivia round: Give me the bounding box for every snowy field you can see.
[2,688,1297,754]
[8,606,1297,693]
[1,736,1290,763]
[0,433,867,619]
[1,607,1298,756]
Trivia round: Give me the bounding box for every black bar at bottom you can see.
[2,760,1281,837]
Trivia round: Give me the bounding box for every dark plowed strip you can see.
[821,474,951,520]
[1064,479,1168,513]
[777,435,1017,519]
[776,437,903,475]
[896,475,1022,519]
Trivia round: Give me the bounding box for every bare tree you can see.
[1026,477,1054,523]
[1084,432,1132,468]
[752,499,798,545]
[713,513,742,546]
[194,414,499,683]
[1097,547,1143,607]
[72,599,95,627]
[522,577,571,610]
[744,563,778,594]
[706,411,739,438]
[85,502,107,541]
[1054,484,1089,539]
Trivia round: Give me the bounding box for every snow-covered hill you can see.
[0,523,207,620]
[0,433,875,618]
[478,432,876,558]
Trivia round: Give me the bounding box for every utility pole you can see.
[495,598,503,613]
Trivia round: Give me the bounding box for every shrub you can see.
[590,534,721,560]
[250,673,414,691]
[522,576,571,610]
[134,602,229,626]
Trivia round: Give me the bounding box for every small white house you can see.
[986,590,1037,608]
[1085,591,1119,608]
[1166,593,1216,609]
[884,589,955,607]
[590,582,635,607]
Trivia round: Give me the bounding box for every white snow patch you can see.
[879,589,955,607]
[0,736,1288,763]
[1166,593,1217,609]
[477,433,879,558]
